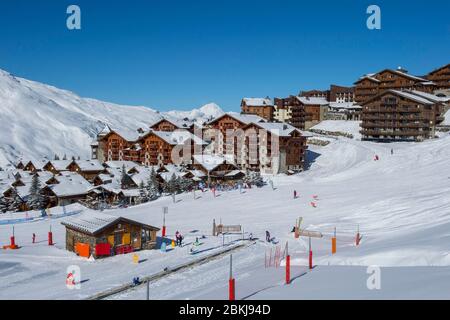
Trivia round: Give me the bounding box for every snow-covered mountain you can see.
[0,69,224,167]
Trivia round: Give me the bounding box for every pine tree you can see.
[27,174,45,210]
[7,188,23,212]
[146,167,160,201]
[121,164,129,189]
[0,196,8,213]
[54,154,60,160]
[63,154,67,160]
[138,181,148,203]
[164,173,179,195]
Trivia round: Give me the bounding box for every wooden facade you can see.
[426,63,450,90]
[360,90,445,142]
[62,216,160,258]
[240,98,274,121]
[274,96,307,129]
[329,84,355,102]
[151,119,185,132]
[355,68,435,104]
[66,161,105,182]
[243,123,308,172]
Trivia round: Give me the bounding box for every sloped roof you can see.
[242,98,274,107]
[45,160,72,171]
[73,160,104,172]
[193,154,235,172]
[48,172,92,197]
[61,211,160,235]
[296,96,329,105]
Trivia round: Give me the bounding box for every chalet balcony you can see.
[360,129,428,137]
[361,122,426,129]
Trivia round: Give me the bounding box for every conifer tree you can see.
[146,167,160,200]
[27,174,46,210]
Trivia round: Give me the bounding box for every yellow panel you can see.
[122,233,131,245]
[107,235,114,246]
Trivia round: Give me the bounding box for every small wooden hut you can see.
[61,212,160,258]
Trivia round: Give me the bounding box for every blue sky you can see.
[0,0,449,111]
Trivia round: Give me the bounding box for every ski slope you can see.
[0,69,223,167]
[1,133,450,299]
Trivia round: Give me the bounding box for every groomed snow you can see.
[310,120,362,139]
[1,133,450,299]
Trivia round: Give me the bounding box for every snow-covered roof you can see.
[61,211,159,235]
[406,91,450,103]
[187,169,206,178]
[61,212,122,234]
[45,160,72,171]
[390,90,436,105]
[105,161,139,171]
[249,122,303,137]
[225,170,245,177]
[193,154,235,172]
[73,160,104,172]
[150,116,193,129]
[48,172,92,197]
[242,98,274,107]
[329,102,363,110]
[297,96,329,106]
[227,112,267,124]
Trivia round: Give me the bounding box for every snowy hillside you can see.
[0,69,223,167]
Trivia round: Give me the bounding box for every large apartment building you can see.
[426,63,450,91]
[360,90,446,142]
[273,96,307,129]
[354,67,436,104]
[92,114,310,174]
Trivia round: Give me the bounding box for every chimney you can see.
[397,66,408,74]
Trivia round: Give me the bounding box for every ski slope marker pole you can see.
[309,236,313,270]
[285,242,290,284]
[48,225,53,246]
[356,225,360,246]
[229,254,235,300]
[11,226,16,247]
[332,227,337,254]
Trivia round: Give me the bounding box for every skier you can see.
[294,190,297,199]
[265,230,271,242]
[32,233,36,244]
[374,155,379,161]
[391,148,394,155]
[249,233,253,240]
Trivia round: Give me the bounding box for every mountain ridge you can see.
[0,69,224,167]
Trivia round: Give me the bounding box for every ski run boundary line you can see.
[86,240,256,300]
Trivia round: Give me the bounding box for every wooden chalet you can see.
[243,122,309,173]
[42,160,72,175]
[61,212,160,258]
[273,96,306,129]
[150,118,192,132]
[355,67,436,104]
[66,160,105,181]
[23,159,47,172]
[360,90,445,142]
[296,96,329,130]
[240,97,275,121]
